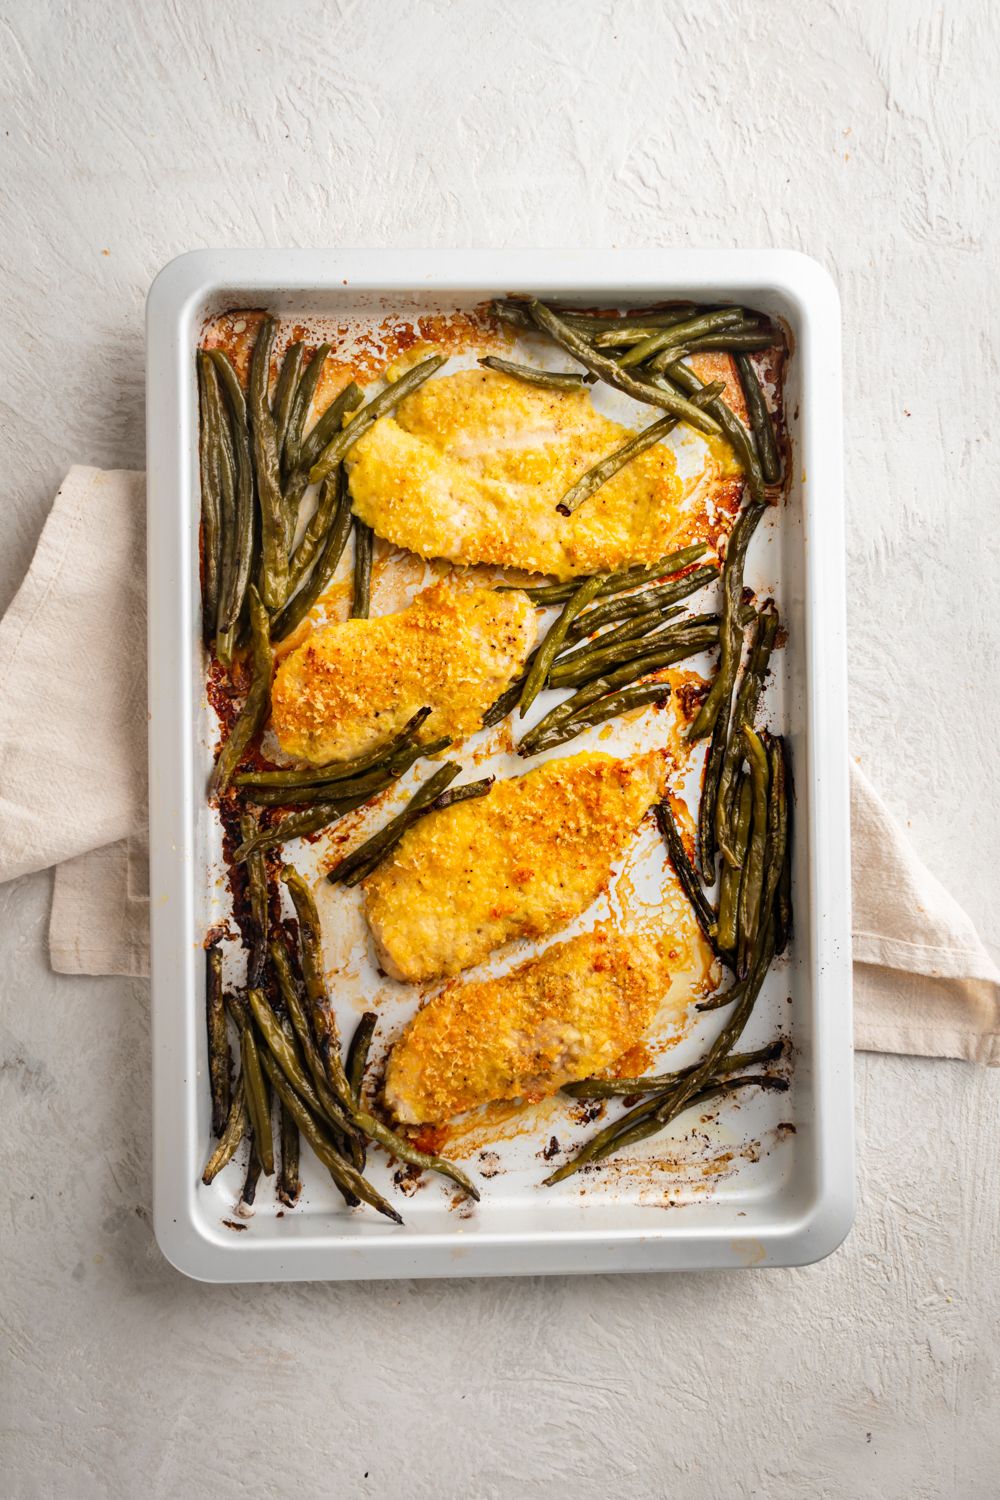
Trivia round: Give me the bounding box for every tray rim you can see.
[145,247,853,1283]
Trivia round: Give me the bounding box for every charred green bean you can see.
[716,605,779,865]
[654,801,718,955]
[206,943,230,1136]
[346,1012,377,1103]
[500,543,710,605]
[201,1076,247,1185]
[211,586,272,795]
[281,866,353,1108]
[277,1103,301,1207]
[350,516,373,619]
[431,777,494,811]
[249,315,289,608]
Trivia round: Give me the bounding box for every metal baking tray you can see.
[146,249,852,1282]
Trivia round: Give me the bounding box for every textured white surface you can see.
[1,1,998,1496]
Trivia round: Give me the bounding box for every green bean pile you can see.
[203,862,479,1219]
[197,321,442,662]
[480,297,792,1182]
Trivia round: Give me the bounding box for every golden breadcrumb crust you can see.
[363,750,666,982]
[384,923,669,1124]
[270,582,536,765]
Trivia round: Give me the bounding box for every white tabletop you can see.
[3,3,998,1496]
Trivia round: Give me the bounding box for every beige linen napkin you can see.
[2,467,998,1062]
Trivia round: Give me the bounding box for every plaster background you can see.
[1,2,998,1496]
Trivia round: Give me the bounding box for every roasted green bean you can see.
[763,736,789,930]
[352,1102,481,1201]
[247,985,336,1123]
[663,358,766,502]
[249,315,289,608]
[518,651,681,754]
[298,381,365,475]
[328,762,461,886]
[240,1134,263,1208]
[201,1076,247,1185]
[491,301,699,338]
[196,351,223,639]
[555,415,676,517]
[239,812,269,986]
[281,866,354,1109]
[233,795,366,861]
[565,1073,789,1172]
[479,355,591,390]
[239,1020,274,1175]
[697,702,730,884]
[696,977,746,1013]
[737,727,770,978]
[735,352,781,485]
[775,741,793,955]
[527,301,722,437]
[519,573,606,716]
[205,943,230,1136]
[268,943,358,1139]
[211,586,272,796]
[346,1012,377,1103]
[277,1102,301,1207]
[209,350,255,648]
[236,710,432,789]
[431,777,494,811]
[350,516,373,619]
[653,801,719,956]
[562,1038,786,1099]
[285,470,337,594]
[283,341,330,474]
[559,603,680,661]
[717,773,751,954]
[687,502,764,742]
[524,678,671,755]
[716,605,778,865]
[546,619,718,690]
[271,340,304,462]
[309,355,446,486]
[207,363,238,659]
[269,467,353,642]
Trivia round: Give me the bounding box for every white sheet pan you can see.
[146,249,852,1282]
